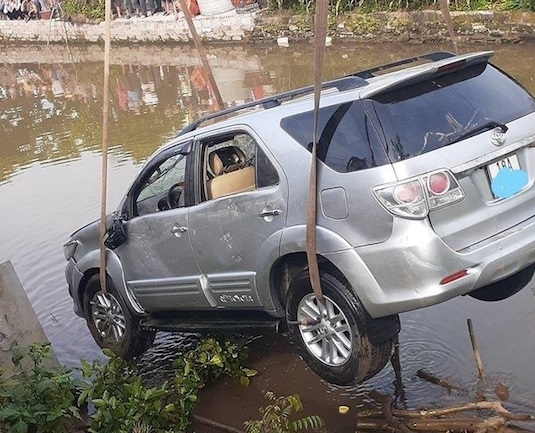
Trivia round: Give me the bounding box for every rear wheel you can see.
[83,275,155,359]
[468,265,535,302]
[286,270,399,386]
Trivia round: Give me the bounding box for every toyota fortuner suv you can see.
[64,51,535,385]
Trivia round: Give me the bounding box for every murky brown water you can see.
[1,40,535,431]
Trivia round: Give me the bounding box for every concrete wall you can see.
[0,10,255,43]
[0,261,58,376]
[0,10,534,44]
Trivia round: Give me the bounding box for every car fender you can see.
[280,225,383,317]
[254,228,285,313]
[75,249,146,315]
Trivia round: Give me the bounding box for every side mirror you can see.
[103,218,127,249]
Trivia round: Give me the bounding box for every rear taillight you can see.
[373,169,464,219]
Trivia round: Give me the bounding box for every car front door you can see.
[115,144,212,312]
[187,130,286,309]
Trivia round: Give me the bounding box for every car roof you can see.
[156,50,495,154]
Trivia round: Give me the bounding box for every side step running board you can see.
[139,311,282,334]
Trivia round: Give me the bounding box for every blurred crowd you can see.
[112,0,199,18]
[0,0,47,20]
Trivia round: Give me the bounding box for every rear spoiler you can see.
[358,51,494,99]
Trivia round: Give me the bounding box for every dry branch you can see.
[416,369,466,393]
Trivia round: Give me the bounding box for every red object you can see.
[189,0,199,16]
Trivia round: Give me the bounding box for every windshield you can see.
[369,63,535,161]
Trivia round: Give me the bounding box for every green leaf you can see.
[242,368,257,377]
[0,406,19,420]
[11,419,28,433]
[239,376,250,387]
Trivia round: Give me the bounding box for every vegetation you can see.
[0,338,258,433]
[0,343,81,433]
[244,391,324,433]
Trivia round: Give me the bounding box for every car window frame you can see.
[122,140,194,220]
[192,128,280,205]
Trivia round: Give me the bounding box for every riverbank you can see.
[0,9,534,44]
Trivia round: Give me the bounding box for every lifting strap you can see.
[178,0,224,110]
[439,0,459,54]
[99,0,112,294]
[306,0,329,303]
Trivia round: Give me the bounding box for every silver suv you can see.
[64,51,535,385]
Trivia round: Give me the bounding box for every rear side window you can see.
[280,101,389,173]
[369,63,535,161]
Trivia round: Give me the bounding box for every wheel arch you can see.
[271,224,381,317]
[75,249,146,316]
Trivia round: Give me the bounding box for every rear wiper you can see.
[454,120,508,143]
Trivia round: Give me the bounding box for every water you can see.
[1,41,535,429]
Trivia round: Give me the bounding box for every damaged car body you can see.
[64,51,535,385]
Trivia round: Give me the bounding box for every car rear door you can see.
[187,129,286,309]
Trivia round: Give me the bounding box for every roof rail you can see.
[350,51,456,80]
[177,75,368,136]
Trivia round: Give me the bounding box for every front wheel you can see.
[286,270,399,386]
[83,275,155,359]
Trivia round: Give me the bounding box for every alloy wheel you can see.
[90,291,127,344]
[297,294,354,366]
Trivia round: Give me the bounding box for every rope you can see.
[99,0,112,294]
[306,0,329,303]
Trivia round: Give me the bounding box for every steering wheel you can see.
[166,182,184,209]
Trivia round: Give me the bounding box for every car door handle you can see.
[171,224,188,234]
[258,208,282,218]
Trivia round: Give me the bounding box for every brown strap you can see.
[178,0,224,110]
[439,0,459,54]
[306,0,329,303]
[99,0,112,294]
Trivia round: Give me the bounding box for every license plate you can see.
[487,154,521,181]
[487,154,526,199]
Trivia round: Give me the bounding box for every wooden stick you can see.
[370,391,414,433]
[192,415,246,433]
[467,319,485,379]
[391,336,406,407]
[416,369,466,392]
[357,417,485,432]
[358,401,535,422]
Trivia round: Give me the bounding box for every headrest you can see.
[209,152,224,176]
[209,146,246,176]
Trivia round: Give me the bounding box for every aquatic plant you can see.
[244,391,324,433]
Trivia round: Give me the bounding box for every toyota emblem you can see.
[491,129,506,146]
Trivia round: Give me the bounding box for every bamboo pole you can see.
[99,0,112,294]
[178,0,224,111]
[438,0,459,54]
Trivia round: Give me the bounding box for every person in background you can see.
[3,0,25,19]
[173,0,198,16]
[138,0,154,17]
[22,0,40,20]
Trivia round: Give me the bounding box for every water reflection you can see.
[0,42,535,413]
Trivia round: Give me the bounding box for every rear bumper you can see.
[326,215,535,318]
[65,259,84,317]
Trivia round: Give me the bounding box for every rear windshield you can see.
[369,62,535,161]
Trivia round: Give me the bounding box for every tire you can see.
[286,270,399,386]
[83,275,155,359]
[468,264,535,302]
